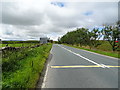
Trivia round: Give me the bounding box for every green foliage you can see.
[89,28,102,48]
[60,28,102,48]
[60,21,120,51]
[2,43,52,88]
[102,25,120,51]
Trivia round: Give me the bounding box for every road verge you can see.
[63,44,119,59]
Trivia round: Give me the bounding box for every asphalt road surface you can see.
[42,44,119,88]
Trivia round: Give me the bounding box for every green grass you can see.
[96,40,113,51]
[63,44,119,58]
[2,43,52,88]
[0,44,2,48]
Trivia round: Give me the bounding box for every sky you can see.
[0,0,119,41]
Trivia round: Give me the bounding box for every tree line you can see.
[59,21,120,51]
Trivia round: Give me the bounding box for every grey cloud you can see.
[2,2,45,25]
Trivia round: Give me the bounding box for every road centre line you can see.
[51,65,120,68]
[58,45,109,68]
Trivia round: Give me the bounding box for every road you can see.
[41,44,119,88]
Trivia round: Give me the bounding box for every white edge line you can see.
[80,49,119,60]
[41,63,49,88]
[63,44,119,60]
[101,64,110,68]
[58,45,106,68]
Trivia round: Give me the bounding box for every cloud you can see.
[0,0,118,41]
[2,2,46,25]
[84,11,93,16]
[51,2,65,7]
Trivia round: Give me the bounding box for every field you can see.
[1,43,39,48]
[2,42,52,88]
[1,41,40,48]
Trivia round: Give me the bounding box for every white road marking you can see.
[62,45,118,60]
[80,49,119,60]
[58,45,108,68]
[100,64,110,68]
[42,63,49,88]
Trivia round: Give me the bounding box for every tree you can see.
[102,25,119,51]
[89,28,102,48]
[60,28,91,46]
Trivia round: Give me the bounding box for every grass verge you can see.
[63,44,119,58]
[2,43,52,88]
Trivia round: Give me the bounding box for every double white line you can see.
[58,45,109,68]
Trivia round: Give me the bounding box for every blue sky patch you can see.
[84,11,93,16]
[51,2,64,7]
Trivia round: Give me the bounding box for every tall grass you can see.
[96,40,113,51]
[2,43,52,88]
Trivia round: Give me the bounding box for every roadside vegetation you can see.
[2,42,52,88]
[59,21,120,58]
[0,41,40,48]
